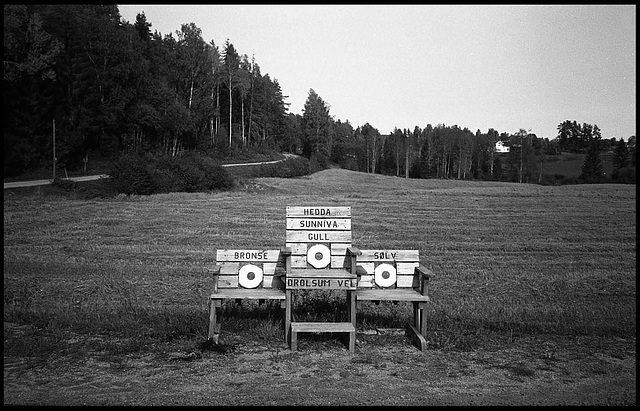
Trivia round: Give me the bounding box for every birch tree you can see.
[221,40,242,149]
[206,40,221,147]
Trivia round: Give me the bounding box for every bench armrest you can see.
[280,246,292,255]
[415,265,434,280]
[347,246,361,256]
[209,265,221,293]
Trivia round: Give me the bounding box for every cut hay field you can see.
[4,169,636,405]
[4,168,636,339]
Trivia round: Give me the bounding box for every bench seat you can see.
[211,288,286,300]
[354,288,431,302]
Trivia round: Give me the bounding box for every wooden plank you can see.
[286,243,307,254]
[211,288,286,299]
[358,250,419,262]
[218,262,282,276]
[216,275,239,288]
[357,275,375,288]
[288,243,352,256]
[290,256,350,269]
[356,262,375,274]
[291,256,307,268]
[291,260,350,269]
[354,262,418,275]
[397,262,419,274]
[330,256,350,269]
[285,276,357,290]
[291,322,355,333]
[286,218,351,230]
[219,262,240,275]
[263,275,285,289]
[288,269,356,278]
[396,275,418,288]
[286,230,351,243]
[216,275,283,289]
[286,206,350,217]
[262,262,277,276]
[352,275,415,288]
[331,243,353,255]
[354,288,430,302]
[216,249,282,262]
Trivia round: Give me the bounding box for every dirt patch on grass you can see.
[4,324,635,406]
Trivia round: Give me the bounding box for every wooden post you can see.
[208,299,221,343]
[52,119,56,180]
[285,289,292,344]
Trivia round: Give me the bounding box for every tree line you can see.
[4,4,290,176]
[4,5,635,184]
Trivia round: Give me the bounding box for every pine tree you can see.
[580,140,604,183]
[612,138,629,180]
[301,89,332,162]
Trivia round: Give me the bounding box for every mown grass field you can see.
[3,169,636,357]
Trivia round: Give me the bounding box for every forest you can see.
[4,5,636,184]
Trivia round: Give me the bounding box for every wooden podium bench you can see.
[208,248,290,344]
[354,249,434,351]
[282,206,361,353]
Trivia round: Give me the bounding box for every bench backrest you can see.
[285,206,352,270]
[355,250,421,289]
[215,249,286,289]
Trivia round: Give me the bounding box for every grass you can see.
[3,168,636,357]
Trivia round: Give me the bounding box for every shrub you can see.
[258,156,310,178]
[50,177,77,190]
[108,152,234,195]
[309,153,329,174]
[108,154,157,195]
[188,153,235,190]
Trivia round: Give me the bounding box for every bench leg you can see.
[347,291,356,326]
[285,290,292,346]
[347,291,356,354]
[208,299,222,344]
[290,326,298,351]
[348,330,355,354]
[420,302,427,337]
[406,301,428,351]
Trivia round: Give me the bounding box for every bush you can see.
[309,153,329,174]
[108,152,234,195]
[50,177,77,190]
[108,154,157,195]
[188,153,235,190]
[257,156,310,178]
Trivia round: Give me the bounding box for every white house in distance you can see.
[495,140,510,153]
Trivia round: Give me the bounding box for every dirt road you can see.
[3,153,299,189]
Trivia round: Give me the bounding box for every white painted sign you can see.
[286,277,357,290]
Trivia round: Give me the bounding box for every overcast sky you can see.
[118,4,636,140]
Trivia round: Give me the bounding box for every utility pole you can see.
[519,129,531,184]
[519,133,523,183]
[52,119,56,180]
